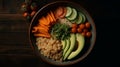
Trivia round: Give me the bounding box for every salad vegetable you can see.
[32,6,92,62]
[51,23,71,40]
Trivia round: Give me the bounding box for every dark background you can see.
[0,0,119,67]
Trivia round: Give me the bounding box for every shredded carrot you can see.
[46,13,50,24]
[34,33,51,38]
[32,27,38,33]
[32,11,57,38]
[50,11,56,23]
[38,27,49,33]
[39,17,48,26]
[47,13,54,23]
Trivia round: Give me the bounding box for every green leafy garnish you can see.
[51,23,71,40]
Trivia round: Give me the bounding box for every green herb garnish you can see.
[51,23,71,40]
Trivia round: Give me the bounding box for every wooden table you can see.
[0,0,119,67]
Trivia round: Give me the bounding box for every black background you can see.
[0,0,120,67]
[75,0,119,66]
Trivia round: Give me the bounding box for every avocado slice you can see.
[63,34,76,60]
[67,33,85,60]
[61,40,66,49]
[63,39,70,57]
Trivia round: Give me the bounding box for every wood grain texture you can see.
[0,14,29,46]
[0,45,33,55]
[0,0,24,14]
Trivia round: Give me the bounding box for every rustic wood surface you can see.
[0,0,119,67]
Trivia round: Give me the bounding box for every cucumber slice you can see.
[71,19,76,23]
[65,7,72,17]
[81,13,86,23]
[67,8,77,21]
[73,12,83,24]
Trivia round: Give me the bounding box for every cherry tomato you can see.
[23,12,28,17]
[71,28,77,33]
[86,32,92,37]
[85,22,91,28]
[31,11,36,17]
[79,24,85,29]
[81,32,86,36]
[72,23,77,28]
[83,28,88,33]
[77,28,82,33]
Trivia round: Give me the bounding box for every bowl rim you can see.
[29,0,96,66]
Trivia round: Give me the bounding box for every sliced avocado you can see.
[63,39,70,57]
[67,33,85,60]
[65,7,73,17]
[63,34,76,60]
[61,40,66,49]
[67,8,77,21]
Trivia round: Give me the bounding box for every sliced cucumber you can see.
[74,12,83,24]
[70,16,77,23]
[81,13,86,23]
[67,8,77,21]
[65,7,72,17]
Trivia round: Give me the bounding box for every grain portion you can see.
[36,37,63,61]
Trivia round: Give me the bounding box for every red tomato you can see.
[79,24,85,30]
[31,11,36,17]
[81,32,86,36]
[83,28,88,33]
[85,22,91,28]
[23,12,28,17]
[77,28,82,33]
[72,23,77,28]
[86,32,92,37]
[71,28,77,33]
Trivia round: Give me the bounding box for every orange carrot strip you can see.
[46,13,51,24]
[43,16,51,25]
[32,27,39,33]
[37,27,49,33]
[34,33,51,38]
[47,12,54,23]
[50,11,56,22]
[39,17,51,27]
